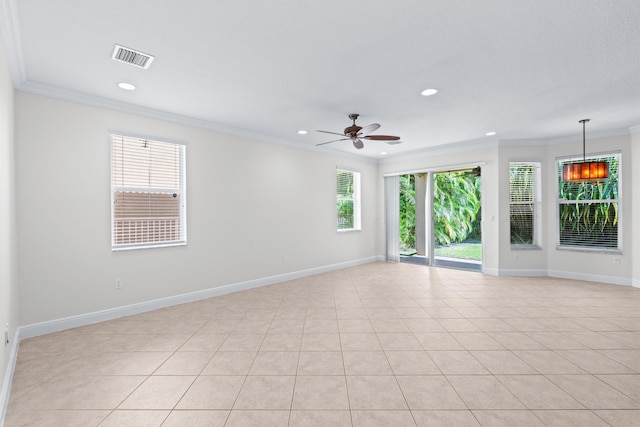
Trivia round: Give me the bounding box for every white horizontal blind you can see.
[509,162,541,246]
[111,134,186,249]
[557,153,619,249]
[337,169,361,231]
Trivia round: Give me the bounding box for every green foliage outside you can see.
[510,164,535,244]
[337,200,354,229]
[400,175,416,249]
[433,171,481,245]
[399,171,481,251]
[558,156,618,248]
[337,170,354,229]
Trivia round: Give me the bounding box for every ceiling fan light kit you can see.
[561,119,609,182]
[316,113,401,150]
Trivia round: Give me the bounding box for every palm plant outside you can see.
[400,172,481,260]
[510,164,536,244]
[400,175,417,250]
[557,156,618,248]
[398,157,617,259]
[337,170,355,229]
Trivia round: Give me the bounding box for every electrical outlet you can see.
[115,279,123,289]
[613,257,621,265]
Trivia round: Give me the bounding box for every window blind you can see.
[111,134,186,249]
[557,154,619,249]
[509,162,541,246]
[336,169,361,231]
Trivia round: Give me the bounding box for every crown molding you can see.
[378,137,499,165]
[13,78,638,166]
[629,124,640,134]
[498,138,547,147]
[498,127,633,148]
[0,0,26,86]
[17,81,378,165]
[544,127,631,146]
[18,80,287,141]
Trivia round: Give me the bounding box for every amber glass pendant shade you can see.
[562,161,609,182]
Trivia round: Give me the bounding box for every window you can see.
[557,153,620,251]
[336,168,361,231]
[509,161,541,247]
[111,134,186,250]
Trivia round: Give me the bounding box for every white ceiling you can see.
[3,0,640,158]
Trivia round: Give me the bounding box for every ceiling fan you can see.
[316,113,401,149]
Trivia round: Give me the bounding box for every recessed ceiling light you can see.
[485,131,497,136]
[297,130,308,135]
[118,82,136,91]
[421,88,438,96]
[380,151,388,155]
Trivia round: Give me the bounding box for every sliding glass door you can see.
[392,167,482,272]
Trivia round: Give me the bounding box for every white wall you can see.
[15,93,379,325]
[12,91,640,328]
[0,32,18,405]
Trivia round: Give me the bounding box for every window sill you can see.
[337,228,361,233]
[555,245,622,255]
[112,241,187,251]
[511,245,542,251]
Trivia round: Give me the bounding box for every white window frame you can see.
[336,168,361,232]
[110,133,187,250]
[556,152,621,253]
[509,161,542,249]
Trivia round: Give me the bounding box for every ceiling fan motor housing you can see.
[344,125,362,137]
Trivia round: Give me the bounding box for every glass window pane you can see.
[556,154,619,250]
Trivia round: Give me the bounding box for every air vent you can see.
[111,44,154,69]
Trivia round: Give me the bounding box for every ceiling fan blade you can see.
[353,139,364,149]
[364,135,401,141]
[316,138,349,146]
[358,123,380,136]
[316,130,346,137]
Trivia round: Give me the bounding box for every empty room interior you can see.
[2,1,640,426]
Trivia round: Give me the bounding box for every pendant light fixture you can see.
[562,119,609,182]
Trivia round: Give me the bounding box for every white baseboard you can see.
[19,256,380,340]
[1,257,380,426]
[0,329,21,427]
[547,269,633,286]
[493,269,548,277]
[3,257,633,426]
[485,267,632,286]
[17,260,633,340]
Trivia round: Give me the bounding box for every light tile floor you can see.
[5,262,640,426]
